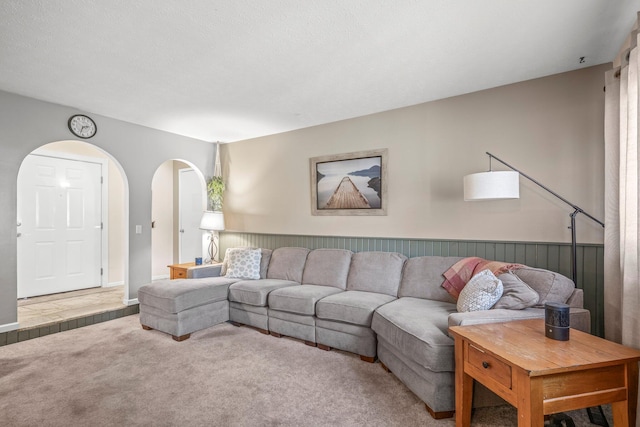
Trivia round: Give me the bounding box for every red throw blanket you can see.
[442,257,525,299]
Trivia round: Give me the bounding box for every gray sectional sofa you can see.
[138,246,590,418]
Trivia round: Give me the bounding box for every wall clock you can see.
[68,114,97,139]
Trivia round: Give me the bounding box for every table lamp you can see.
[199,211,225,263]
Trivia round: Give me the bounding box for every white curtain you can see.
[604,14,640,348]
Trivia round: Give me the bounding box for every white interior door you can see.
[17,153,103,298]
[178,168,204,263]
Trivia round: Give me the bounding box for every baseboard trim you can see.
[105,281,124,287]
[0,322,19,333]
[124,298,139,306]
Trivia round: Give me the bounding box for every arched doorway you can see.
[151,159,207,279]
[16,140,129,327]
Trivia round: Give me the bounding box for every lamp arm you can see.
[486,152,604,228]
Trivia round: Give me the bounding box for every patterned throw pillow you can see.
[457,269,504,312]
[224,248,262,280]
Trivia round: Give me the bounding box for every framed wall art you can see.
[310,148,387,216]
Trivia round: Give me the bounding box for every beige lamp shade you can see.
[463,171,520,201]
[199,211,225,231]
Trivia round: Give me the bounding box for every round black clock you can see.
[68,114,97,139]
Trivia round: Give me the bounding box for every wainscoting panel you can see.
[220,232,604,337]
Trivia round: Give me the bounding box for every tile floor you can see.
[1,285,139,346]
[17,285,127,329]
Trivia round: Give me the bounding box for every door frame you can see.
[21,149,109,288]
[177,167,206,263]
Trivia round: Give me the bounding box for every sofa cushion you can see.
[315,290,396,326]
[456,269,503,312]
[221,248,272,279]
[228,279,299,307]
[268,285,343,315]
[266,247,311,282]
[346,252,407,297]
[398,256,463,302]
[493,272,540,310]
[138,277,237,314]
[371,297,457,372]
[512,267,574,305]
[302,248,353,289]
[225,248,262,280]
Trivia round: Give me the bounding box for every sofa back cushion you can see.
[266,247,311,282]
[302,249,353,289]
[346,252,407,297]
[258,249,273,278]
[512,267,575,306]
[493,272,540,310]
[398,256,463,302]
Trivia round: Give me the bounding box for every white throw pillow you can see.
[224,248,262,280]
[457,269,504,312]
[220,247,253,276]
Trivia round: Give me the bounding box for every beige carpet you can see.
[0,315,610,426]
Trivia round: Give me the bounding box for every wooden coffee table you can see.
[449,319,640,427]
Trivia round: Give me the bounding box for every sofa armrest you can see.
[566,288,583,308]
[187,264,223,279]
[448,307,591,333]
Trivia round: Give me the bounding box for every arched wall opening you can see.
[151,159,207,279]
[16,140,130,306]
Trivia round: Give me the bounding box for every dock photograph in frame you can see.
[310,149,387,216]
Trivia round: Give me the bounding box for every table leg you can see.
[516,371,544,427]
[612,360,638,427]
[455,337,473,427]
[627,361,638,427]
[611,400,629,426]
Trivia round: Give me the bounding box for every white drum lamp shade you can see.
[199,211,225,231]
[464,152,604,284]
[199,211,224,263]
[463,171,520,201]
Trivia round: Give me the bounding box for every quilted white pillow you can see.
[457,269,504,312]
[225,248,262,280]
[220,247,255,276]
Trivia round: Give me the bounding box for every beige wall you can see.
[222,64,608,245]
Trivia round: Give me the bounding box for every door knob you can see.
[179,229,185,233]
[17,232,22,237]
[17,222,21,227]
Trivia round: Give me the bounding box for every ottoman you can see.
[138,277,238,341]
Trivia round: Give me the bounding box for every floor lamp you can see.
[463,152,604,285]
[199,211,225,263]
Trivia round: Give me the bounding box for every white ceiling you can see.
[1,0,639,143]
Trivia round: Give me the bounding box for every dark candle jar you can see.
[545,302,570,341]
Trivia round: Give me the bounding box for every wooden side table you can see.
[168,262,222,279]
[168,262,195,279]
[449,319,640,427]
